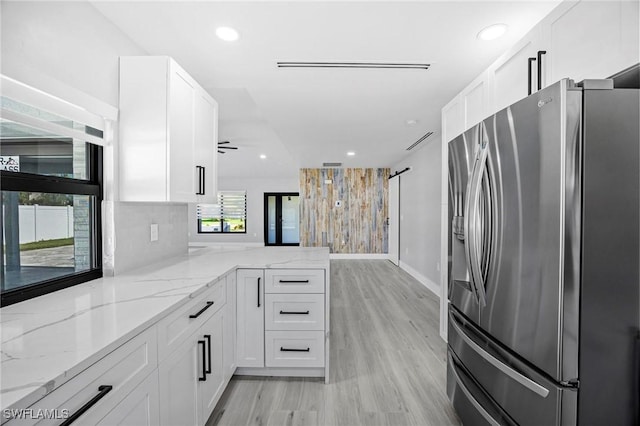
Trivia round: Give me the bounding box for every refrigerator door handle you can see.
[466,123,490,307]
[450,313,550,398]
[463,150,482,304]
[448,353,502,426]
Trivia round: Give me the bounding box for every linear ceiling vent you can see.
[406,132,434,151]
[322,162,342,167]
[277,62,430,70]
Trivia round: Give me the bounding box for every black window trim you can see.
[0,144,103,307]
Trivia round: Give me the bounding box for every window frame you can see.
[0,143,103,307]
[197,191,247,234]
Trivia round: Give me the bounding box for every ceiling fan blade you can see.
[218,150,225,154]
[218,141,230,145]
[218,146,238,150]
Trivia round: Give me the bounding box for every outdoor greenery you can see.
[20,237,74,251]
[19,192,73,206]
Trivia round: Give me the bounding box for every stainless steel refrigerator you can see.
[447,78,639,425]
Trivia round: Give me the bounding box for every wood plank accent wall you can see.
[300,168,389,253]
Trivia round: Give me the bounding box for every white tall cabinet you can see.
[235,269,265,368]
[119,56,218,203]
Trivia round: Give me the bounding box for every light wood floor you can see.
[208,260,460,426]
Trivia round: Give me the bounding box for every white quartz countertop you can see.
[0,246,329,411]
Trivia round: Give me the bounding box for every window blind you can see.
[196,191,246,220]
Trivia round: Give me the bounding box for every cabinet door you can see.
[461,71,489,130]
[97,371,160,426]
[488,26,543,113]
[198,311,225,422]
[224,273,237,380]
[159,336,201,426]
[168,62,196,202]
[236,269,265,367]
[441,96,464,144]
[194,90,218,204]
[544,0,638,84]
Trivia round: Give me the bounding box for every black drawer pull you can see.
[280,347,310,352]
[59,385,113,426]
[189,301,214,319]
[257,277,261,308]
[278,279,310,283]
[279,310,310,315]
[198,340,207,381]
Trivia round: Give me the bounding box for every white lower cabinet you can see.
[265,331,325,368]
[158,305,226,426]
[223,273,237,381]
[198,311,225,422]
[6,328,158,426]
[236,269,265,368]
[10,268,324,426]
[158,333,200,426]
[97,371,160,426]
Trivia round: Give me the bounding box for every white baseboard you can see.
[329,253,390,260]
[399,260,440,298]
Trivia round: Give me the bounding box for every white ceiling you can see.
[91,1,560,178]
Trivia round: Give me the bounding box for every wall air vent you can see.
[277,62,430,70]
[406,131,434,151]
[322,162,342,167]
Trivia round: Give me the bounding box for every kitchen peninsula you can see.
[0,247,330,425]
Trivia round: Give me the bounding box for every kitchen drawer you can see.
[6,327,157,426]
[264,269,324,294]
[265,294,324,331]
[265,331,325,368]
[157,280,225,362]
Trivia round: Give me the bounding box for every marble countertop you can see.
[0,246,329,411]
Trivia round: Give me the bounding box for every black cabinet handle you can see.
[280,347,310,352]
[204,334,212,374]
[279,310,310,315]
[527,57,537,95]
[201,167,206,195]
[537,50,546,91]
[59,385,113,426]
[257,277,261,308]
[278,280,310,283]
[198,340,207,381]
[189,301,214,319]
[196,166,204,195]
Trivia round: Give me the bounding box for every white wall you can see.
[391,136,442,297]
[1,2,190,275]
[188,176,299,244]
[113,203,188,274]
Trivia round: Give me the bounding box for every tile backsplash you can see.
[107,202,188,275]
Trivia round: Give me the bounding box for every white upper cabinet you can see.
[488,26,544,113]
[441,71,490,143]
[543,0,639,85]
[119,56,218,203]
[442,0,639,143]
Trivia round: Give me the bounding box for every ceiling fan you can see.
[218,140,238,154]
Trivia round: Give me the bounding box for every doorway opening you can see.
[264,193,300,246]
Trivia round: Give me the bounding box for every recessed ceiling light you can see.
[259,154,266,159]
[477,24,508,41]
[347,151,355,156]
[405,119,418,126]
[216,27,239,42]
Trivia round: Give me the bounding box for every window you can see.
[1,77,104,306]
[197,191,246,233]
